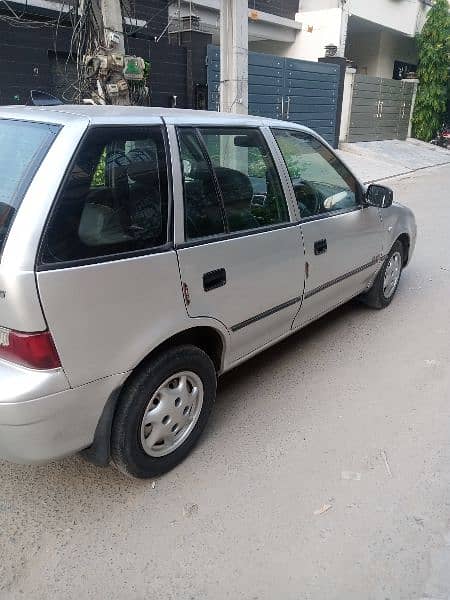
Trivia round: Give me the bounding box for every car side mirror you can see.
[365,184,393,208]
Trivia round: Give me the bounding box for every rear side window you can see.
[199,128,289,232]
[178,128,226,240]
[40,126,169,265]
[0,119,59,258]
[177,126,290,242]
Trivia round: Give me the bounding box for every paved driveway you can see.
[1,165,450,600]
[338,138,450,183]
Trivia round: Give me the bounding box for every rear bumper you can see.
[0,359,125,463]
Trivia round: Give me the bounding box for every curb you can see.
[364,160,450,184]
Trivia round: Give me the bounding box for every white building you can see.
[288,0,432,79]
[169,1,302,48]
[173,0,432,80]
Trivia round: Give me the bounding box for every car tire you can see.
[361,240,404,309]
[111,345,217,479]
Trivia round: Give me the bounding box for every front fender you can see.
[380,202,417,265]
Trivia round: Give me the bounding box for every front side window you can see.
[273,129,359,219]
[0,119,59,259]
[178,127,290,241]
[40,126,169,265]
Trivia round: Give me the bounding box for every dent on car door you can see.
[173,125,305,363]
[272,128,383,327]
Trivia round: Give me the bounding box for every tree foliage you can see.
[412,0,450,141]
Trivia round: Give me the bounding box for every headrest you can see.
[128,162,160,187]
[126,148,160,187]
[213,167,253,209]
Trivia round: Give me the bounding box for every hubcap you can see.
[140,371,203,458]
[383,251,402,299]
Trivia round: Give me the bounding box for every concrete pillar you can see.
[338,4,348,58]
[219,0,248,114]
[403,79,419,138]
[339,66,356,143]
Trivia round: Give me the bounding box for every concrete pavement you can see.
[337,138,450,183]
[1,165,450,600]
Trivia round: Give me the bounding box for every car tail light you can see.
[0,327,61,370]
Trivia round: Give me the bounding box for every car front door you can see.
[272,128,383,328]
[170,125,306,364]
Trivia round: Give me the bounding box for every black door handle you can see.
[314,239,327,255]
[203,268,227,292]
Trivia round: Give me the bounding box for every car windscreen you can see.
[0,119,60,259]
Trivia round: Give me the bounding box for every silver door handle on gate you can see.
[286,96,291,120]
[376,100,381,118]
[380,101,384,116]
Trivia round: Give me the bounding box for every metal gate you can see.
[348,75,414,142]
[207,45,340,147]
[397,82,415,140]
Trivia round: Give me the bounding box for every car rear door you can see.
[36,122,187,387]
[272,128,383,328]
[168,123,306,364]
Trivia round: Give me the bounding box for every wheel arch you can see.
[134,326,226,375]
[81,325,226,467]
[396,233,410,266]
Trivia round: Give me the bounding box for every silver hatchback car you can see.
[0,105,416,478]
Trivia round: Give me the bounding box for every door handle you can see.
[314,239,327,255]
[203,268,227,292]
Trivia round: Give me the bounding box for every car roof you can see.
[0,104,312,132]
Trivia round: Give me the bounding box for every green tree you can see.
[413,0,450,141]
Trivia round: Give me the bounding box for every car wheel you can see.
[111,345,217,479]
[361,241,404,309]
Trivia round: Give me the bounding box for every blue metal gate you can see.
[206,45,340,146]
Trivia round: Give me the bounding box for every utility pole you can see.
[81,0,147,105]
[338,0,349,58]
[219,0,248,114]
[100,0,125,53]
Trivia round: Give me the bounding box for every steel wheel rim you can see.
[383,251,402,299]
[140,371,204,458]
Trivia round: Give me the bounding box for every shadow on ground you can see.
[0,299,368,494]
